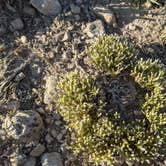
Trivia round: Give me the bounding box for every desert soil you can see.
[0,0,165,166]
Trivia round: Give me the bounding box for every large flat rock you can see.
[30,0,62,16]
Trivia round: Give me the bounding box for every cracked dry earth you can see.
[0,0,166,166]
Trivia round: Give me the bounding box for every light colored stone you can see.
[144,1,152,9]
[10,152,26,166]
[3,110,43,143]
[20,36,28,44]
[30,144,45,157]
[41,152,63,166]
[44,75,57,106]
[125,159,135,166]
[94,6,117,26]
[23,157,36,166]
[30,0,62,16]
[62,32,71,42]
[84,20,105,38]
[128,24,136,31]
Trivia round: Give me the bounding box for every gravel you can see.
[41,152,63,166]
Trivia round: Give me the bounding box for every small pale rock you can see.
[55,120,62,126]
[3,110,43,143]
[30,0,62,16]
[10,152,26,166]
[41,152,63,166]
[125,160,135,166]
[20,36,27,44]
[94,6,117,26]
[128,24,136,31]
[84,20,105,38]
[23,157,36,166]
[144,1,152,9]
[70,3,81,14]
[44,75,57,106]
[62,32,71,42]
[30,144,45,157]
[10,18,24,31]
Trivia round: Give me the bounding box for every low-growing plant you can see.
[161,27,166,44]
[56,35,166,165]
[86,35,136,77]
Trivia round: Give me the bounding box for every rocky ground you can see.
[0,0,166,166]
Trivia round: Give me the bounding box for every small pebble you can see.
[20,36,27,44]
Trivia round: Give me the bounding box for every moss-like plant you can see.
[86,35,136,77]
[56,35,166,165]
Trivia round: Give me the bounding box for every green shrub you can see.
[56,35,166,165]
[86,35,136,77]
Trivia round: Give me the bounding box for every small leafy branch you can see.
[56,35,166,165]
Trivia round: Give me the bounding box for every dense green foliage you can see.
[56,35,166,165]
[87,35,136,77]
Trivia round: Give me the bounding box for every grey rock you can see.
[114,156,125,166]
[44,75,57,107]
[10,18,24,31]
[23,5,36,16]
[70,3,81,14]
[41,152,63,166]
[23,157,36,166]
[50,128,58,138]
[30,144,46,157]
[5,100,20,110]
[45,133,54,144]
[3,110,44,143]
[0,24,6,36]
[84,20,105,38]
[30,0,62,16]
[94,6,117,27]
